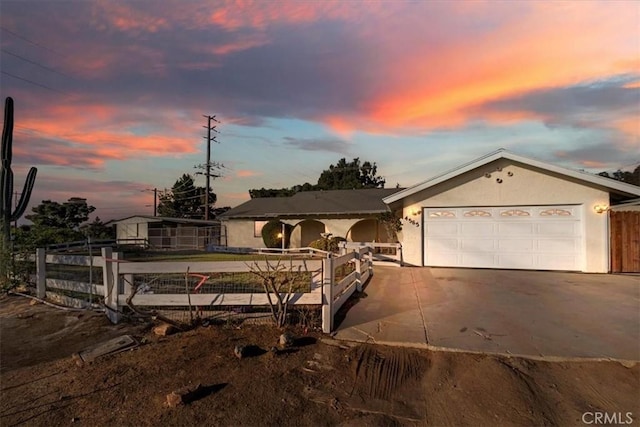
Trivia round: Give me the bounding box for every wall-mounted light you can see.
[593,204,609,214]
[410,207,422,216]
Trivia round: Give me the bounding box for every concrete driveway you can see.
[333,266,640,361]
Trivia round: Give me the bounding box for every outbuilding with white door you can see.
[384,150,640,273]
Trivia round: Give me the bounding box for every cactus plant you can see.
[1,97,37,266]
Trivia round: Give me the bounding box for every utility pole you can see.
[198,115,221,220]
[153,188,157,216]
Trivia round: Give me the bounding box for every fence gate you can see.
[610,211,640,273]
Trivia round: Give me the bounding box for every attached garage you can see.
[384,150,640,273]
[423,205,583,270]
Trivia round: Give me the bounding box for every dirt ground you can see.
[1,295,638,426]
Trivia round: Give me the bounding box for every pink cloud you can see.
[236,169,260,178]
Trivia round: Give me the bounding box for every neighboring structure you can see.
[109,216,225,250]
[219,188,402,248]
[384,150,640,273]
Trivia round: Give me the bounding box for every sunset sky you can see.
[1,0,638,221]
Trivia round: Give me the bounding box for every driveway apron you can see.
[334,266,640,361]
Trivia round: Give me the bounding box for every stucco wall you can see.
[396,161,610,273]
[222,220,265,248]
[224,217,380,249]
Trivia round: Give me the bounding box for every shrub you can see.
[309,236,345,253]
[261,220,292,248]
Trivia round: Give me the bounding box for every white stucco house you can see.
[384,150,640,273]
[221,150,640,273]
[219,188,401,249]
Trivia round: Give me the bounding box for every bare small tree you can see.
[247,259,302,328]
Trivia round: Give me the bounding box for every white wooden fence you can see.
[340,241,402,265]
[35,246,373,332]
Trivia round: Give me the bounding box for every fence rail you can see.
[340,241,402,265]
[34,245,374,332]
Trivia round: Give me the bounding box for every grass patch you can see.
[125,251,321,262]
[133,270,313,294]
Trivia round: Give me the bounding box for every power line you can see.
[0,26,67,57]
[1,48,71,78]
[1,70,62,93]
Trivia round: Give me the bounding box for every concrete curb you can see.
[325,337,639,367]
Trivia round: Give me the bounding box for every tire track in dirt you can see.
[496,358,559,425]
[350,344,425,400]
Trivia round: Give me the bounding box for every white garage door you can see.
[423,205,583,271]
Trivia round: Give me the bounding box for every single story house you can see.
[109,216,225,250]
[383,149,640,273]
[219,188,402,248]
[221,150,640,273]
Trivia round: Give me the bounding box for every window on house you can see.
[254,220,268,237]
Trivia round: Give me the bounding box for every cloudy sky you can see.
[1,0,638,221]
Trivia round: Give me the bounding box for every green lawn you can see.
[125,251,323,262]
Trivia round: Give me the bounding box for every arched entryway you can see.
[289,219,326,248]
[346,219,389,243]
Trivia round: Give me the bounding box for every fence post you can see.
[355,249,362,292]
[102,247,120,324]
[321,256,334,333]
[368,246,374,277]
[36,248,46,299]
[397,243,403,266]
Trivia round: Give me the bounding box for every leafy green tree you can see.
[317,158,385,190]
[80,217,114,240]
[261,220,292,248]
[26,197,95,230]
[598,165,640,186]
[14,198,97,250]
[157,174,217,219]
[249,158,384,198]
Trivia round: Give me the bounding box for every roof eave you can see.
[222,209,388,220]
[383,149,640,204]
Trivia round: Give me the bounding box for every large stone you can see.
[279,333,295,348]
[233,345,246,359]
[166,383,203,408]
[153,323,177,336]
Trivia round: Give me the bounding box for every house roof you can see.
[219,188,402,219]
[383,149,640,205]
[107,215,221,226]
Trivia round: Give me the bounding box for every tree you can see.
[26,197,95,230]
[598,165,640,186]
[261,220,292,248]
[15,198,97,249]
[248,158,385,198]
[317,157,385,190]
[157,174,217,219]
[80,217,114,240]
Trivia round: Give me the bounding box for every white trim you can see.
[384,149,640,204]
[610,197,640,210]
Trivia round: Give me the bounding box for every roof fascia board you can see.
[383,150,640,204]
